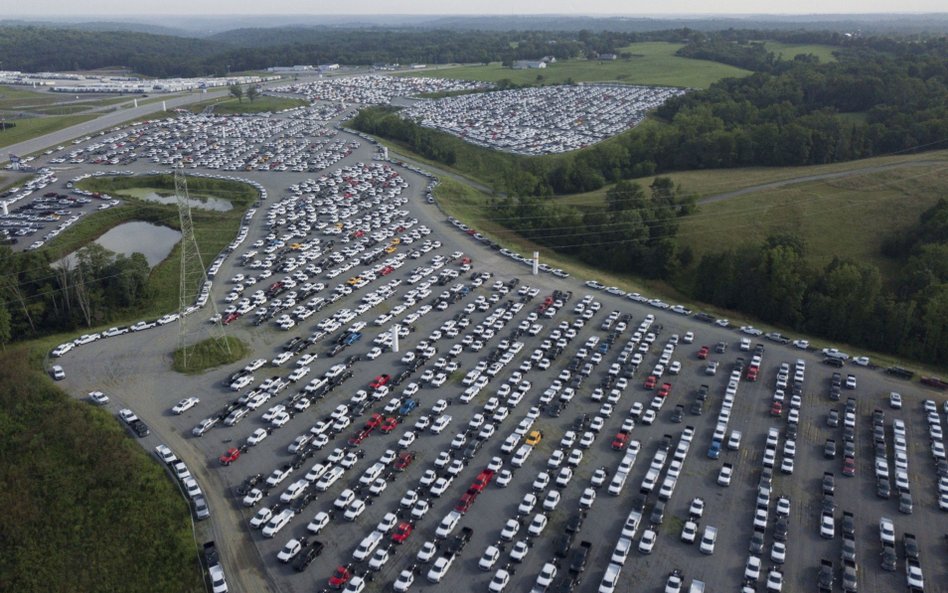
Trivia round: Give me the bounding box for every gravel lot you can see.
[45,105,948,593]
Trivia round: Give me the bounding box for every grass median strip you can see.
[173,336,250,374]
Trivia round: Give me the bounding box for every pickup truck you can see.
[707,439,722,459]
[447,526,473,556]
[568,540,592,577]
[203,541,221,568]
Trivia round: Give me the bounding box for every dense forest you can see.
[0,348,203,593]
[0,24,855,77]
[0,244,150,344]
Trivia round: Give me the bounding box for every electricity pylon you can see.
[175,165,228,368]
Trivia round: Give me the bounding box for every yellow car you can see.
[347,276,361,286]
[385,246,397,254]
[525,430,543,446]
[390,238,401,245]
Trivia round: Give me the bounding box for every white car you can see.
[393,570,414,592]
[416,540,437,563]
[500,519,520,541]
[247,428,269,446]
[639,528,657,554]
[488,569,510,593]
[745,555,762,581]
[262,508,295,538]
[88,391,109,405]
[307,511,330,534]
[579,487,597,509]
[479,545,501,571]
[527,513,548,536]
[277,538,303,562]
[536,563,558,589]
[681,520,699,544]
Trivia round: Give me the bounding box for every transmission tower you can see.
[175,165,229,368]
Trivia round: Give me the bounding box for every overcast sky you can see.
[6,1,946,16]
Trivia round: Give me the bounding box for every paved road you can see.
[2,89,231,159]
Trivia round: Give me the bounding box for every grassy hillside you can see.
[0,348,203,593]
[763,41,839,62]
[407,42,751,89]
[675,162,948,278]
[0,113,97,148]
[557,149,948,206]
[187,95,309,114]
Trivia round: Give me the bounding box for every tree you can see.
[229,84,243,103]
[246,86,260,103]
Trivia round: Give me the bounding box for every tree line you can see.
[690,200,948,365]
[0,244,150,345]
[0,24,863,78]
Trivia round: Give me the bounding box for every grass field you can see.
[188,95,309,115]
[675,162,948,276]
[173,336,250,374]
[763,41,839,63]
[557,148,948,207]
[0,113,97,148]
[407,42,751,89]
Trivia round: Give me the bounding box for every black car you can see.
[690,401,704,416]
[565,513,584,534]
[554,532,575,558]
[823,357,844,368]
[650,501,666,525]
[670,405,684,423]
[749,529,765,554]
[774,517,789,542]
[880,544,897,571]
[294,541,324,572]
[877,477,891,499]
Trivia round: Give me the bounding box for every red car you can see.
[611,431,629,451]
[379,417,399,433]
[470,469,495,492]
[380,266,394,276]
[394,451,416,471]
[369,374,391,389]
[746,366,759,382]
[222,312,241,325]
[842,455,856,476]
[644,375,658,390]
[391,522,413,544]
[328,565,351,588]
[770,402,783,416]
[365,413,384,430]
[219,447,240,465]
[697,346,710,360]
[657,383,672,398]
[455,490,478,514]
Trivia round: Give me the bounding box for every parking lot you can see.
[401,84,687,155]
[269,75,492,106]
[37,95,948,593]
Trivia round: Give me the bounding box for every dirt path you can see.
[697,159,947,205]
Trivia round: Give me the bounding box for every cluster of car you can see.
[153,442,210,521]
[401,84,687,155]
[271,74,492,106]
[52,109,357,173]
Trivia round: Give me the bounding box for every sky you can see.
[6,1,947,16]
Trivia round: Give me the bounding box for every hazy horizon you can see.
[4,1,947,17]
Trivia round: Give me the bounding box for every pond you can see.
[138,191,233,212]
[59,221,182,269]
